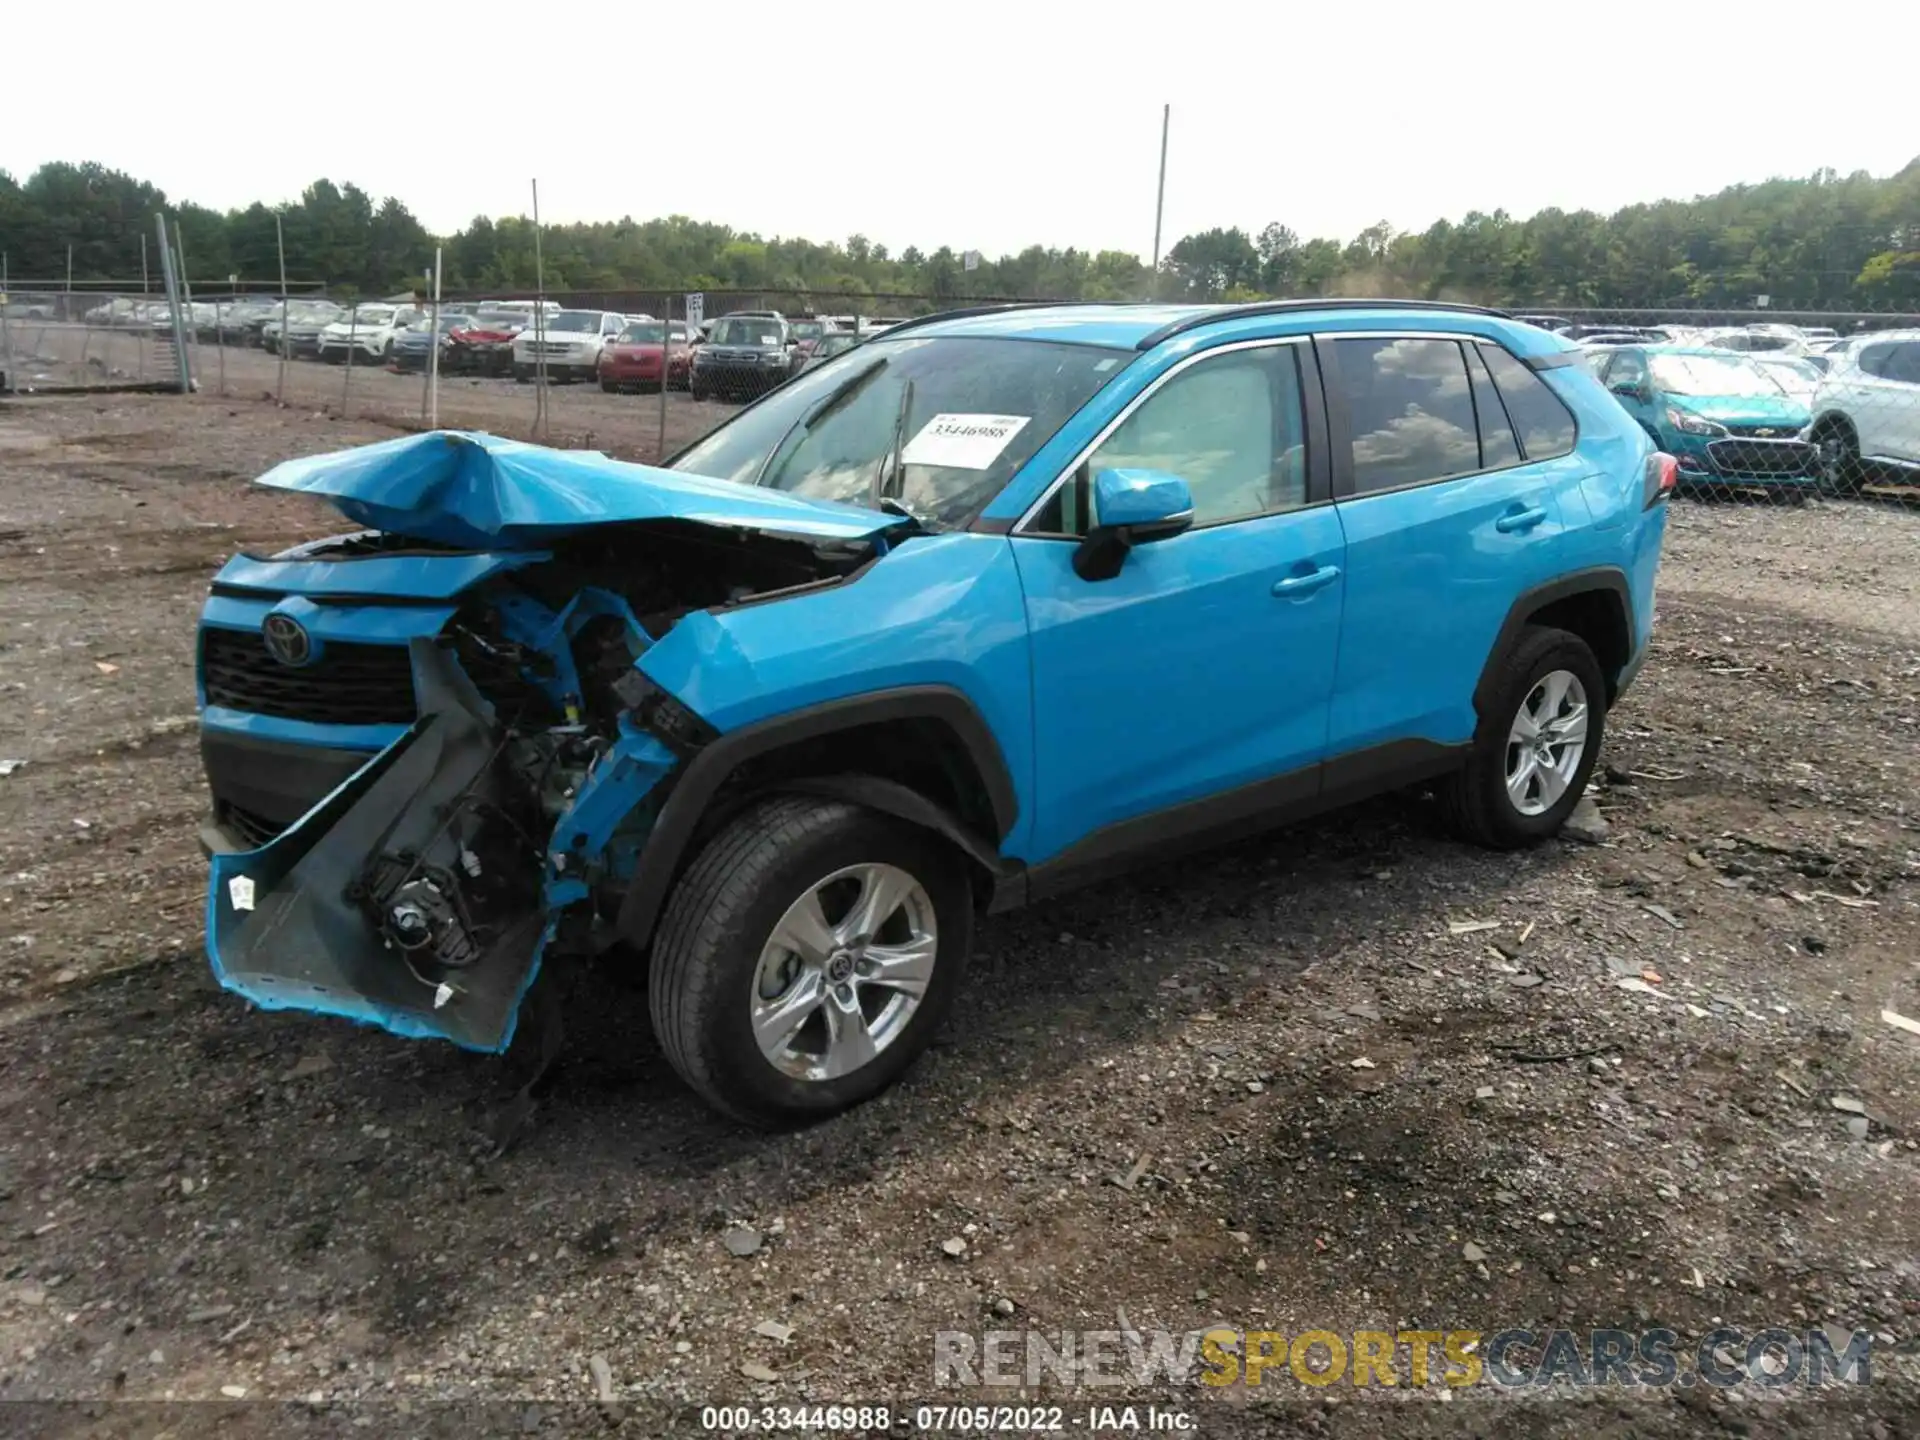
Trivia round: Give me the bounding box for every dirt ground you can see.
[0,385,1917,1438]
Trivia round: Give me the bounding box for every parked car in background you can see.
[790,328,864,375]
[444,309,531,376]
[388,312,475,372]
[1750,353,1822,402]
[1591,345,1817,495]
[511,309,629,383]
[1699,327,1811,357]
[690,312,793,400]
[598,319,696,392]
[264,301,345,357]
[1805,328,1920,493]
[1512,314,1572,333]
[785,317,843,361]
[1576,331,1652,349]
[318,305,423,364]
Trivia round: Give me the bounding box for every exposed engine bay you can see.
[205,520,878,1052]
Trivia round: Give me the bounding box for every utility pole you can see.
[1150,104,1171,294]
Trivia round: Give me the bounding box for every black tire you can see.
[1437,625,1607,850]
[1811,416,1864,496]
[690,381,708,402]
[600,379,617,394]
[513,364,531,384]
[650,795,972,1127]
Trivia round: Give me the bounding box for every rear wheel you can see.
[1811,416,1864,496]
[1438,626,1606,849]
[512,363,531,384]
[650,795,971,1127]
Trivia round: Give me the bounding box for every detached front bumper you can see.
[206,641,680,1053]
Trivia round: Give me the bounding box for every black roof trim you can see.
[1134,298,1512,351]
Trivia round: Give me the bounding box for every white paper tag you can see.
[899,413,1030,470]
[227,875,256,912]
[433,982,455,1010]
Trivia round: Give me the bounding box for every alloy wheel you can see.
[749,862,937,1083]
[1505,669,1589,816]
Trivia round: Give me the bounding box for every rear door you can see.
[1321,333,1587,758]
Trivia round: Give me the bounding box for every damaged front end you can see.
[202,430,900,1052]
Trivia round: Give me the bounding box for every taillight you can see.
[1643,452,1679,508]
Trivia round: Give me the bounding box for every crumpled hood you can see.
[256,429,903,549]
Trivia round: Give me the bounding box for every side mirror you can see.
[1072,468,1195,582]
[1610,381,1649,403]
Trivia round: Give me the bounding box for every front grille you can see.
[1705,438,1816,476]
[201,627,417,726]
[1723,423,1800,439]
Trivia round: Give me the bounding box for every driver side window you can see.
[1059,345,1307,534]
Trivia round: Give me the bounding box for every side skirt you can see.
[1001,738,1467,911]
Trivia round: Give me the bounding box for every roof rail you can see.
[1133,298,1512,351]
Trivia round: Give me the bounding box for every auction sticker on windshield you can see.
[901,414,1031,470]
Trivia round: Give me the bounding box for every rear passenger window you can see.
[1331,337,1479,494]
[1478,343,1578,460]
[1465,345,1522,469]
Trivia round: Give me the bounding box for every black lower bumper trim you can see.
[201,727,379,830]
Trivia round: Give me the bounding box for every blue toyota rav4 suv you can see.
[198,300,1672,1125]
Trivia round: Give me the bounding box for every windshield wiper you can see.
[872,377,916,510]
[753,356,889,487]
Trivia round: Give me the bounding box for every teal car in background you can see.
[1588,345,1818,494]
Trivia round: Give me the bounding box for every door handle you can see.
[1495,505,1549,533]
[1272,564,1341,598]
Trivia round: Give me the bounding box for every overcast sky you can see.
[6,0,1913,257]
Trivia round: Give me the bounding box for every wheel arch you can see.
[1474,569,1634,712]
[616,686,1018,951]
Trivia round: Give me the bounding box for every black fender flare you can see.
[1471,568,1634,716]
[615,685,1018,951]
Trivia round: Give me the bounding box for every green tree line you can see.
[2,157,1916,310]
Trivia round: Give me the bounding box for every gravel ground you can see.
[0,389,1917,1438]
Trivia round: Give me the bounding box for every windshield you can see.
[711,317,784,346]
[815,333,859,357]
[671,336,1131,528]
[471,310,524,328]
[617,322,666,343]
[547,311,602,333]
[1756,356,1819,385]
[790,320,827,341]
[1650,354,1787,398]
[346,307,394,327]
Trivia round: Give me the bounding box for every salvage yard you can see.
[1,390,1918,1435]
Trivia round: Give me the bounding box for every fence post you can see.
[215,299,226,397]
[532,178,547,439]
[0,253,13,393]
[275,214,289,405]
[342,306,358,418]
[426,246,443,429]
[657,294,671,462]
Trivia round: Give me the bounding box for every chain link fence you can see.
[1511,308,1920,509]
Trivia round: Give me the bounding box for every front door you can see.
[1009,340,1347,866]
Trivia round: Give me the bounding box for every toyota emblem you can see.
[262,613,312,667]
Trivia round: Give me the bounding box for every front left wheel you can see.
[650,795,972,1127]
